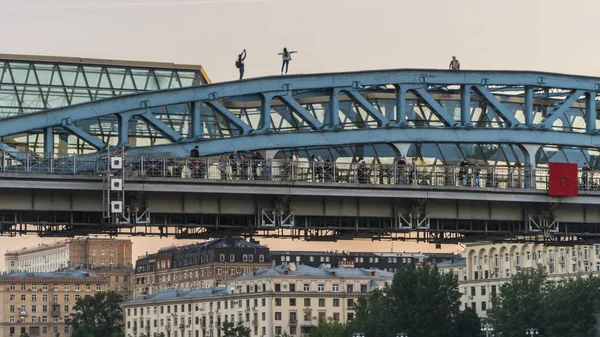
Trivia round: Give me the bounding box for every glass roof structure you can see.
[0,54,210,152]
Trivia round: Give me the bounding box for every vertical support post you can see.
[257,93,272,133]
[327,88,340,130]
[117,114,132,147]
[395,85,408,127]
[460,85,471,127]
[191,101,202,138]
[43,127,53,154]
[524,86,534,127]
[522,144,541,189]
[586,91,597,133]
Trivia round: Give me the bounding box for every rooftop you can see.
[437,258,466,268]
[126,287,229,305]
[236,264,394,280]
[0,270,104,280]
[5,237,132,255]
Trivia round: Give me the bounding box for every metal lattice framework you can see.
[1,69,600,167]
[0,54,210,152]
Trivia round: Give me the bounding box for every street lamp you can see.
[396,333,408,337]
[525,328,538,335]
[352,333,365,337]
[481,323,494,337]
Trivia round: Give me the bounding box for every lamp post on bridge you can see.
[481,323,494,337]
[525,328,538,336]
[352,333,365,337]
[396,333,408,337]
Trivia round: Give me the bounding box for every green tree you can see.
[351,264,464,337]
[453,307,481,337]
[153,333,166,337]
[221,320,251,337]
[71,291,124,337]
[308,322,349,337]
[489,266,550,337]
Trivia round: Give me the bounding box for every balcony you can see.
[289,319,298,326]
[52,310,61,317]
[19,310,27,317]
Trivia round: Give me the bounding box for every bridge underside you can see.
[0,175,599,244]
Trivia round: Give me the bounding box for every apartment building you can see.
[438,242,600,317]
[123,263,393,337]
[5,237,133,272]
[272,251,457,272]
[134,238,271,298]
[5,237,134,301]
[0,270,109,337]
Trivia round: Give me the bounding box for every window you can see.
[289,298,296,306]
[230,254,235,262]
[481,302,487,311]
[333,313,340,322]
[289,284,296,292]
[64,285,70,291]
[275,284,281,292]
[259,254,264,262]
[360,284,368,293]
[31,285,37,291]
[21,295,26,301]
[96,285,102,291]
[64,295,69,302]
[75,285,80,291]
[92,250,96,255]
[9,295,14,301]
[243,254,248,262]
[303,284,310,291]
[31,306,37,313]
[21,285,26,291]
[304,299,311,306]
[9,284,15,291]
[333,299,340,307]
[53,295,58,303]
[249,255,254,262]
[275,298,282,306]
[318,284,324,292]
[110,249,114,256]
[481,286,486,296]
[275,312,282,320]
[332,284,339,292]
[318,299,325,307]
[53,285,59,291]
[220,254,225,262]
[42,284,48,291]
[347,299,354,307]
[85,284,91,291]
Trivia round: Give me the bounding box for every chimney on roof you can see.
[284,270,289,275]
[370,271,376,276]
[330,271,336,276]
[289,263,296,272]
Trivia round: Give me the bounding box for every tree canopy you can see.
[221,320,251,337]
[348,264,479,337]
[70,291,124,337]
[490,266,600,337]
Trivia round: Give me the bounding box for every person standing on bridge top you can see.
[236,49,247,80]
[449,56,460,70]
[279,48,298,75]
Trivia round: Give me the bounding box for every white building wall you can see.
[442,242,600,317]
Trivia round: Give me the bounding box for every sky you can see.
[1,0,599,270]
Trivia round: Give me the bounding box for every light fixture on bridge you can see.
[110,201,123,213]
[110,157,123,169]
[110,179,123,191]
[525,328,538,335]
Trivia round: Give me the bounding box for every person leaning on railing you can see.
[582,162,591,190]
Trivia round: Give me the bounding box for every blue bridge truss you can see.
[1,68,599,169]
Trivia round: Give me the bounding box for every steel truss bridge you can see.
[2,68,600,243]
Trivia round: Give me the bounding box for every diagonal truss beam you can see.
[61,119,105,150]
[412,88,457,126]
[472,86,521,127]
[343,89,390,127]
[278,94,323,130]
[538,89,586,129]
[138,112,183,142]
[205,100,252,135]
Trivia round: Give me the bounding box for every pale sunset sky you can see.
[1,0,599,270]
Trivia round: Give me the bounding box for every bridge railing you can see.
[0,151,597,192]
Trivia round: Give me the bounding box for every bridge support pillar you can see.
[586,92,597,133]
[522,144,541,189]
[524,86,534,127]
[43,128,53,154]
[191,101,202,139]
[392,143,412,158]
[460,85,471,127]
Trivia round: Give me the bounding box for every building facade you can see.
[123,263,393,337]
[5,237,134,301]
[0,270,109,337]
[134,238,272,298]
[438,242,600,317]
[271,251,457,272]
[5,237,133,272]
